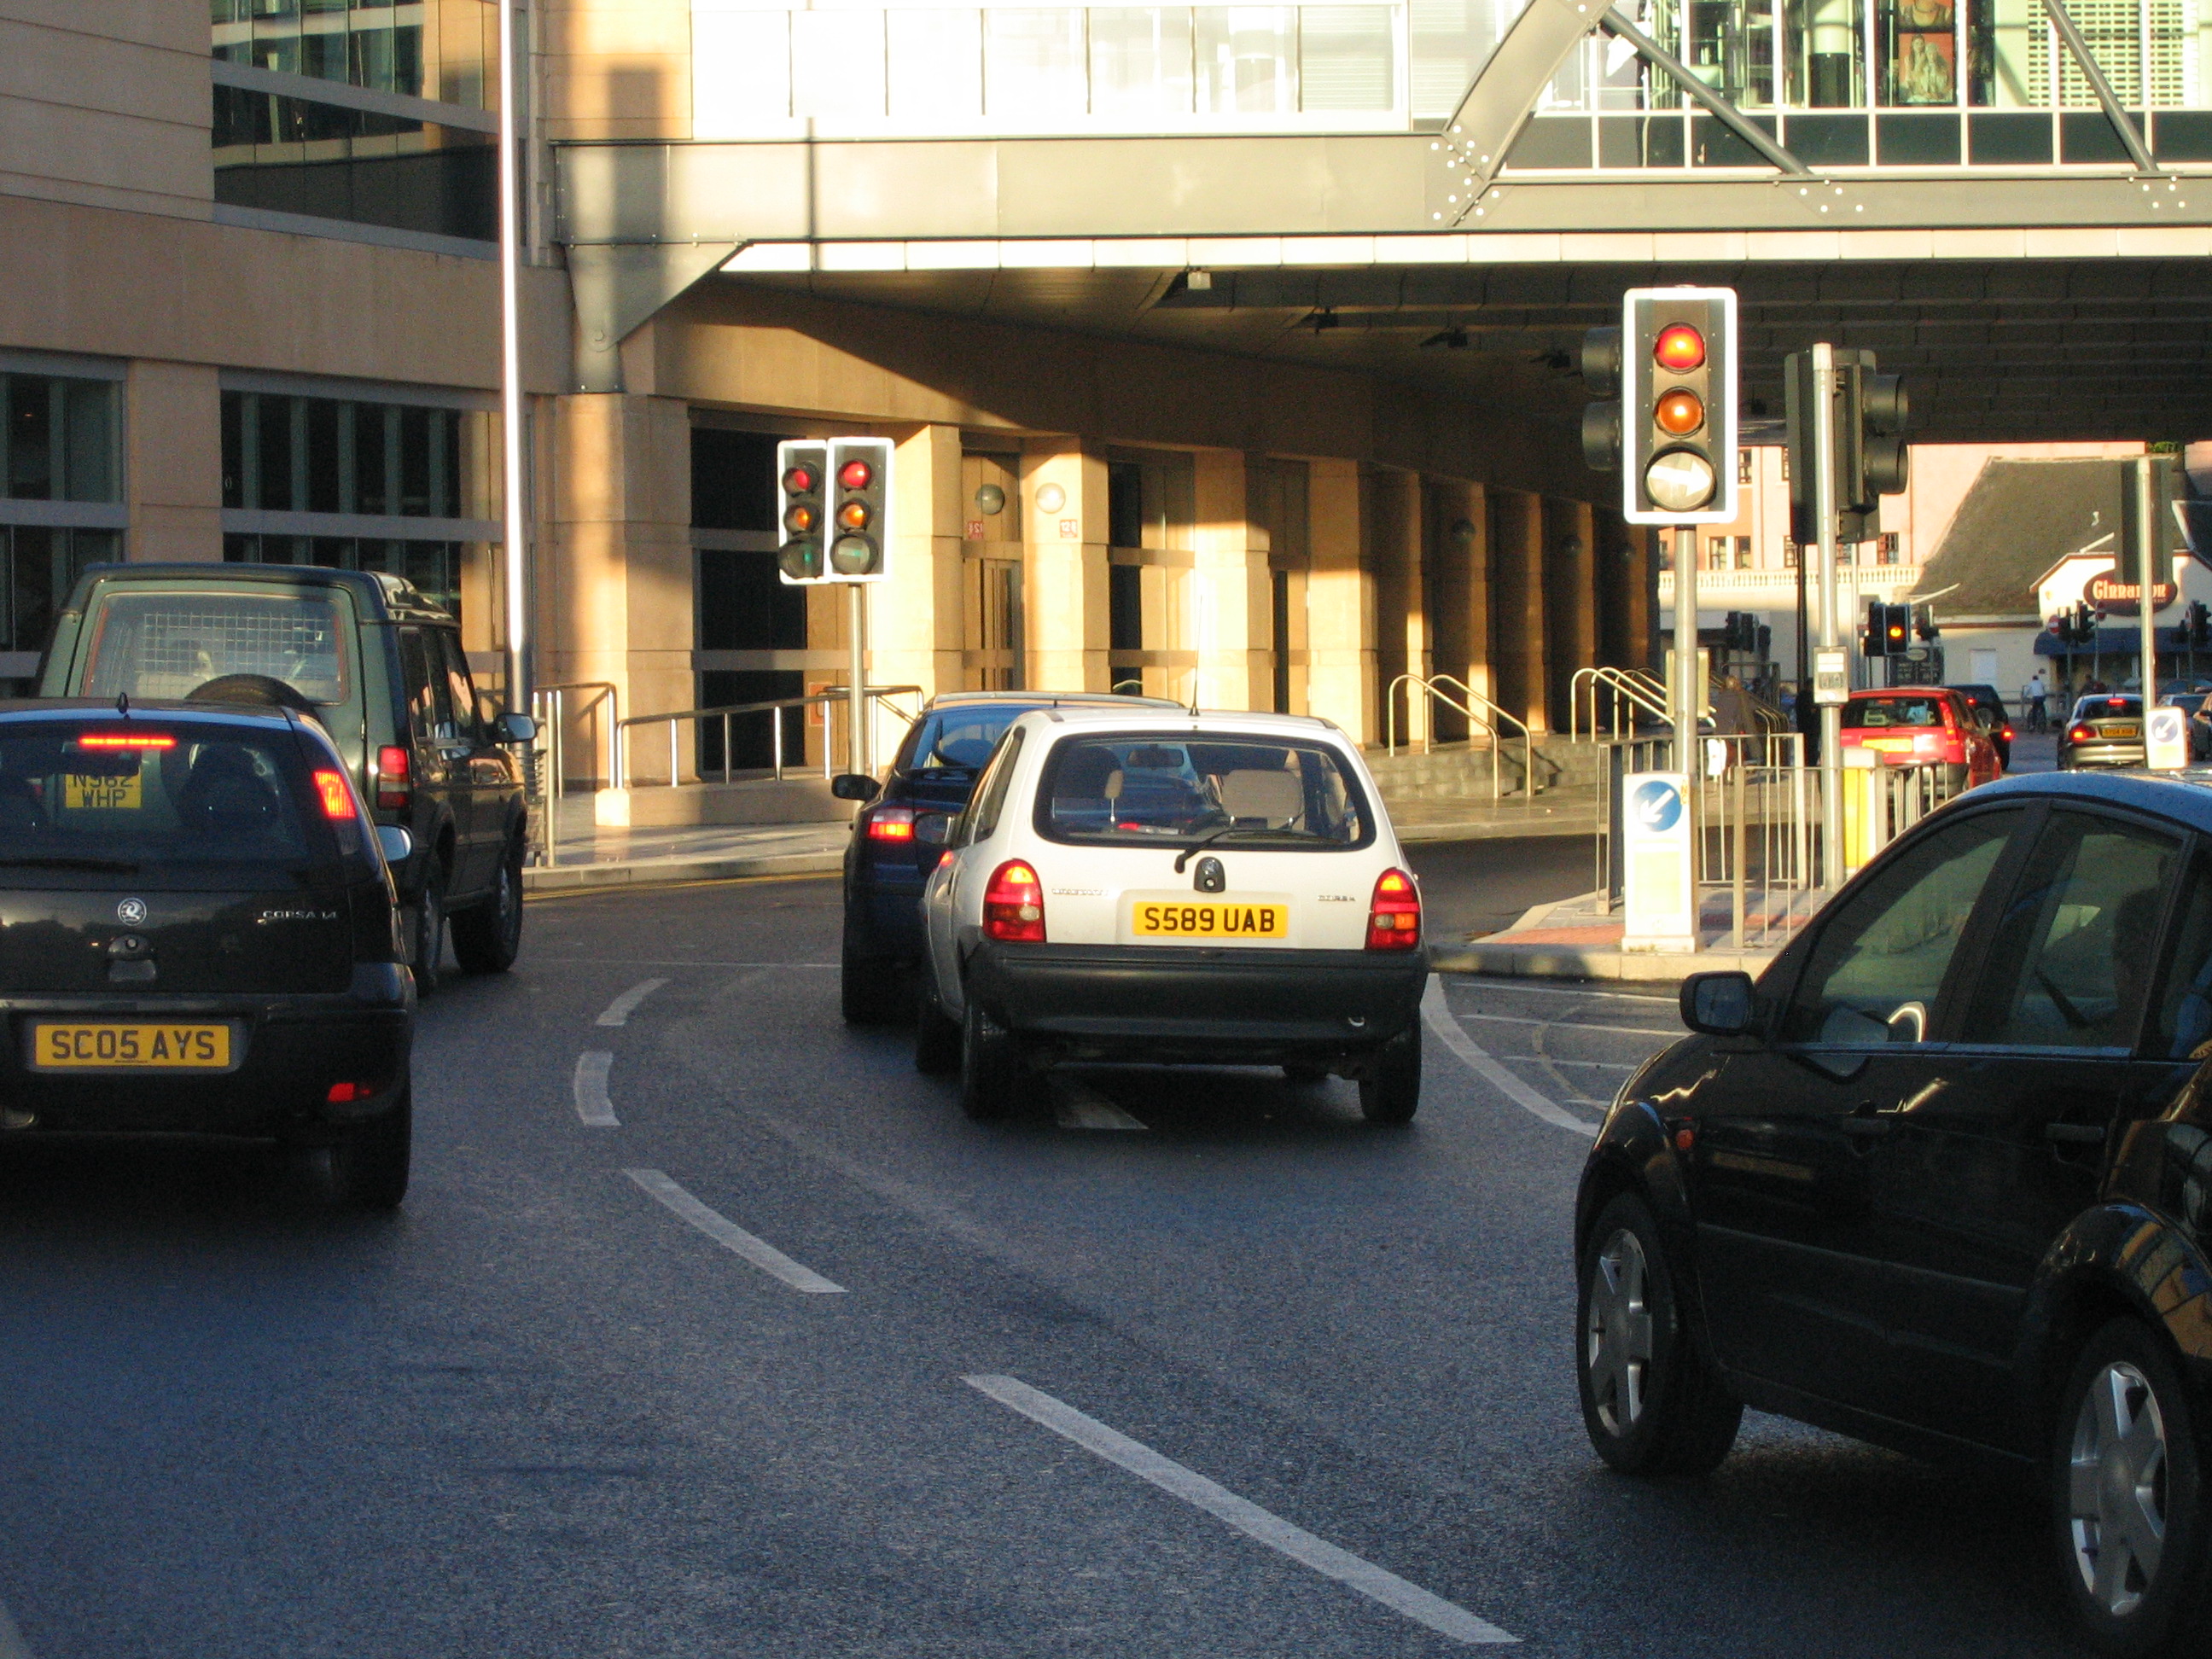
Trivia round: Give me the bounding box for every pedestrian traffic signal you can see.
[1613,288,1738,526]
[777,437,893,584]
[777,440,828,584]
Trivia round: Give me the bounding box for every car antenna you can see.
[116,693,129,718]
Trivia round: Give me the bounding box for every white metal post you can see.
[2139,457,2159,701]
[1814,342,1843,892]
[498,0,527,710]
[848,582,870,777]
[1674,525,1699,772]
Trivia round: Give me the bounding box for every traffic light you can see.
[1616,288,1738,526]
[1863,599,1885,657]
[776,440,828,584]
[1914,606,1938,643]
[1863,601,1910,656]
[1577,326,1622,473]
[2190,600,2209,649]
[2075,601,2097,644]
[777,437,894,585]
[1786,346,1909,545]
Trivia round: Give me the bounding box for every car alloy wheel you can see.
[2069,1359,2171,1620]
[1586,1225,1656,1437]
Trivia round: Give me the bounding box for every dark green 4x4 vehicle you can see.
[38,564,535,992]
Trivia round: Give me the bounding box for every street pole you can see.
[2139,456,2159,701]
[496,0,535,841]
[847,581,870,777]
[1674,525,1699,773]
[1813,341,1842,891]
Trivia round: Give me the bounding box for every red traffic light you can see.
[1653,324,1706,373]
[783,465,819,494]
[838,459,874,491]
[1654,388,1704,436]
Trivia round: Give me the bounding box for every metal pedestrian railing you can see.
[613,685,922,789]
[1383,673,1540,807]
[531,680,620,864]
[1569,667,1670,742]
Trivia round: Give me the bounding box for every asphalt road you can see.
[0,864,2093,1658]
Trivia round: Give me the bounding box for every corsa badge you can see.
[116,899,148,926]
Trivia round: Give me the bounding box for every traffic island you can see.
[1429,887,1820,982]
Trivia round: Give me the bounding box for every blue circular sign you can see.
[1631,779,1682,835]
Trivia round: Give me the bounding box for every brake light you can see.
[2069,725,2094,742]
[867,806,916,841]
[2001,726,2014,742]
[1366,868,1422,952]
[982,859,1045,943]
[77,733,174,750]
[326,1081,371,1103]
[375,744,410,811]
[312,768,357,820]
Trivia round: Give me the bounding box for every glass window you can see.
[966,725,1028,841]
[1091,7,1197,114]
[81,589,355,707]
[224,534,464,626]
[888,9,984,119]
[793,9,888,118]
[0,527,110,658]
[3,375,119,506]
[1787,0,1868,104]
[398,627,447,745]
[1034,731,1371,847]
[1845,694,1951,727]
[695,10,796,131]
[901,707,1027,778]
[1196,7,1298,111]
[1781,808,2020,1044]
[1300,6,1395,109]
[1961,812,2181,1048]
[987,9,1092,114]
[212,0,489,109]
[437,630,482,739]
[2150,853,2212,1059]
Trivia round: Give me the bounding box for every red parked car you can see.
[1840,687,2001,794]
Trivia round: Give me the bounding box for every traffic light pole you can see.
[848,581,870,778]
[2138,457,2159,704]
[1675,524,1699,773]
[1813,342,1843,892]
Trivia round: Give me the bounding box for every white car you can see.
[913,707,1428,1123]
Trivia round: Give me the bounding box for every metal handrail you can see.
[1570,666,1669,742]
[1382,673,1538,806]
[531,680,620,862]
[614,685,922,789]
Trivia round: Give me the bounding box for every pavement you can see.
[523,792,851,893]
[0,876,2089,1658]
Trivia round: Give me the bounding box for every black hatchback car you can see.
[1575,769,2212,1654]
[0,701,413,1207]
[833,690,1181,1022]
[38,564,533,992]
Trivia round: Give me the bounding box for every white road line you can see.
[1452,1012,1676,1038]
[596,976,670,1027]
[1422,980,1597,1139]
[965,1375,1515,1646]
[624,1169,847,1294]
[1053,1076,1149,1132]
[573,1051,619,1126]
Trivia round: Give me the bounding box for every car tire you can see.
[290,1088,411,1212]
[841,952,905,1025]
[960,994,1020,1121]
[1576,1190,1742,1477]
[2052,1318,2211,1658]
[1357,1025,1421,1124]
[915,975,961,1075]
[410,858,447,995]
[451,838,524,975]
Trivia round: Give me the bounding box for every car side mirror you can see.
[831,773,881,803]
[1681,970,1756,1037]
[495,712,538,744]
[914,812,951,847]
[375,824,414,867]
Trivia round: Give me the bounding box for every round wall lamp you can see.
[975,484,1005,515]
[1034,481,1068,514]
[1450,519,1478,547]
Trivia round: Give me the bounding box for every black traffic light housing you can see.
[776,440,828,584]
[1786,347,1910,547]
[2189,600,2209,649]
[1616,288,1738,525]
[777,437,894,585]
[1579,326,1623,472]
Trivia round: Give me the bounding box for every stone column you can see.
[870,422,965,755]
[1425,478,1487,743]
[125,361,220,562]
[1193,451,1271,711]
[546,392,693,804]
[1021,442,1109,693]
[1306,458,1376,744]
[1367,469,1426,747]
[1545,498,1598,735]
[1490,488,1548,735]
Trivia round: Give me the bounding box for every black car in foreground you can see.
[0,701,414,1207]
[834,690,1181,1022]
[1579,768,2212,1654]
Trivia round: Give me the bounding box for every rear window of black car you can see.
[897,706,1027,778]
[0,721,346,874]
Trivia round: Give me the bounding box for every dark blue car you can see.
[835,690,1182,1022]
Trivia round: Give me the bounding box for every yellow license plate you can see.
[2101,725,2139,738]
[63,772,141,811]
[1132,899,1288,939]
[30,1023,232,1070]
[1860,738,1910,752]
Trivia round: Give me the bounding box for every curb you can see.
[524,849,843,894]
[1395,815,1596,843]
[1429,940,1778,981]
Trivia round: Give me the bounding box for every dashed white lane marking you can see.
[965,1374,1515,1646]
[1052,1075,1149,1132]
[0,1597,32,1659]
[573,1051,619,1126]
[596,976,670,1027]
[1452,1011,1676,1039]
[1422,980,1597,1139]
[625,1169,847,1294]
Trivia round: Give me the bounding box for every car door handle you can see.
[2045,1122,2106,1145]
